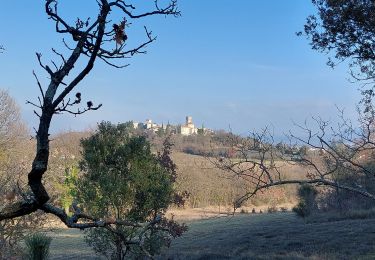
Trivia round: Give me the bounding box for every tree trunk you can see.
[116,236,122,260]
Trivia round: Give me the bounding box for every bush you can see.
[292,185,317,218]
[293,201,309,218]
[280,207,288,212]
[182,146,206,156]
[75,122,186,258]
[0,213,46,259]
[24,233,52,260]
[267,205,278,213]
[321,170,375,212]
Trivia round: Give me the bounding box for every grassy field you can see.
[48,229,102,260]
[48,212,375,259]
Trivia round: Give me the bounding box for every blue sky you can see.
[0,1,360,137]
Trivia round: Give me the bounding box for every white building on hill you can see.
[132,116,208,136]
[180,116,198,136]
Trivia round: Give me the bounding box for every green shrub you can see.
[292,185,317,218]
[24,233,52,260]
[293,201,310,218]
[75,122,186,259]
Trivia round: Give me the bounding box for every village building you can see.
[132,116,209,136]
[179,116,198,136]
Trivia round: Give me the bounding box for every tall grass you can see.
[24,232,52,260]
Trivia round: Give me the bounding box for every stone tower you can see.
[186,116,193,125]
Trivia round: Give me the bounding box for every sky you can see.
[0,1,361,138]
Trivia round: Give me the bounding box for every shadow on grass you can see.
[46,212,375,259]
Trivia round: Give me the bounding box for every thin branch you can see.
[36,52,53,75]
[32,71,45,101]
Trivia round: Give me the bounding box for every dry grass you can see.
[48,229,102,259]
[161,212,375,259]
[11,218,96,259]
[167,203,295,221]
[172,152,300,208]
[47,212,375,259]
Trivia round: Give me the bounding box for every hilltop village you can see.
[132,116,213,136]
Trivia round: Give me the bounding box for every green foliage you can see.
[74,121,185,258]
[301,0,375,111]
[77,122,173,220]
[197,124,204,135]
[157,126,165,137]
[59,166,79,215]
[301,0,375,81]
[24,233,52,260]
[293,201,309,218]
[293,185,317,218]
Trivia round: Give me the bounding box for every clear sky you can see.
[0,1,361,137]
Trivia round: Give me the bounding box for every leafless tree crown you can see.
[212,109,375,209]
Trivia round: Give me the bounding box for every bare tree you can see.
[211,106,375,209]
[0,90,20,127]
[0,0,179,238]
[0,90,45,259]
[0,89,27,148]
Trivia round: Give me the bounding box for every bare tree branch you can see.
[212,107,375,209]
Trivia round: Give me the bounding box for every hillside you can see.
[172,151,301,210]
[47,131,302,211]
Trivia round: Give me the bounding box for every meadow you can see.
[48,212,375,259]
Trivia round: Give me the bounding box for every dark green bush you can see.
[293,185,317,218]
[293,201,309,218]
